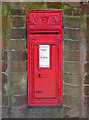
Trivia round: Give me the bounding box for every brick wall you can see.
[1,2,88,118]
[10,9,27,118]
[63,4,80,109]
[84,2,89,118]
[2,3,9,118]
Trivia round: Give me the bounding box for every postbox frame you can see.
[27,10,63,106]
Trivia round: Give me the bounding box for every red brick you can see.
[2,17,7,27]
[11,62,26,72]
[0,62,2,72]
[2,96,8,106]
[84,86,89,95]
[2,83,7,95]
[86,110,89,118]
[84,97,89,108]
[64,29,80,40]
[88,30,89,40]
[87,40,89,50]
[64,62,79,73]
[2,62,7,72]
[88,3,89,14]
[0,39,2,49]
[2,28,7,40]
[88,17,89,28]
[85,63,89,73]
[86,51,89,61]
[2,40,7,49]
[11,51,26,61]
[84,74,89,84]
[10,9,25,15]
[64,17,80,28]
[0,51,2,60]
[2,107,8,118]
[11,40,26,50]
[2,51,7,61]
[63,74,79,84]
[63,51,79,61]
[85,28,88,40]
[0,17,1,27]
[0,73,1,83]
[11,29,26,39]
[2,73,7,83]
[11,17,25,27]
[82,3,88,15]
[64,41,79,50]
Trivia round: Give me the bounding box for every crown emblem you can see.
[41,16,49,23]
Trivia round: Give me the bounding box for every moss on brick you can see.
[47,3,62,9]
[64,84,79,96]
[81,17,87,23]
[10,9,26,15]
[11,96,16,106]
[2,3,10,16]
[11,84,26,95]
[25,2,45,11]
[63,51,79,61]
[2,3,12,118]
[11,72,27,84]
[64,62,79,73]
[9,2,22,10]
[63,95,79,107]
[63,74,79,85]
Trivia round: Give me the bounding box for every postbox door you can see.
[33,44,58,99]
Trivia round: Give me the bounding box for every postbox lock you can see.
[38,74,41,78]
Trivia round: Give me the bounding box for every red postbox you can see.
[27,10,63,106]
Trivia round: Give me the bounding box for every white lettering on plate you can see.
[39,45,50,68]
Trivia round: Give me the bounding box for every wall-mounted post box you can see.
[27,10,63,106]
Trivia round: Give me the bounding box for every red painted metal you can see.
[27,10,63,106]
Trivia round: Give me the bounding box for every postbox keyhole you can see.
[39,74,41,78]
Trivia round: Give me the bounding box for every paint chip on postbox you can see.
[39,45,50,68]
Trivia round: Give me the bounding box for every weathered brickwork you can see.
[1,2,88,118]
[11,40,26,50]
[11,29,26,39]
[63,4,81,114]
[11,17,26,27]
[84,2,89,118]
[11,51,26,61]
[64,41,79,50]
[2,3,9,118]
